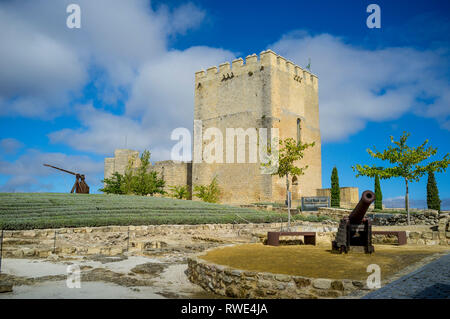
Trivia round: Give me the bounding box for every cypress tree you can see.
[374,175,383,210]
[331,166,340,208]
[427,171,441,211]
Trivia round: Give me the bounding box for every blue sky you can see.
[0,0,449,208]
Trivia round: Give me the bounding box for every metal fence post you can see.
[127,227,130,252]
[53,230,57,254]
[0,230,4,273]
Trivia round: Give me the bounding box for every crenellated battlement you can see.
[195,50,318,88]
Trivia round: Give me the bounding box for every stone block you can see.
[293,276,311,288]
[87,247,101,255]
[331,280,344,291]
[275,274,291,282]
[0,283,13,293]
[22,248,36,257]
[312,278,332,290]
[12,249,24,258]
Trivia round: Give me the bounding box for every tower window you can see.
[297,118,301,144]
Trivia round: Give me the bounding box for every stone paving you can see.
[363,253,450,299]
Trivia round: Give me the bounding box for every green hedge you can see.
[0,193,293,230]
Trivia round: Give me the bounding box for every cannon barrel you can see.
[348,190,376,224]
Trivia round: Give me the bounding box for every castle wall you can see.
[268,51,321,202]
[193,50,321,204]
[149,161,192,195]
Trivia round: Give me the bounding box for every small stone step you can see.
[0,282,13,293]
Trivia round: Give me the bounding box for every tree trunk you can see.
[405,179,410,225]
[286,174,291,231]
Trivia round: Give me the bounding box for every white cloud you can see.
[0,0,210,117]
[163,2,206,35]
[0,149,103,192]
[0,138,24,155]
[0,0,233,161]
[48,104,167,158]
[127,46,234,123]
[271,32,450,141]
[0,6,86,118]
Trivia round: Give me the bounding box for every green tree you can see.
[262,137,315,229]
[121,158,136,195]
[169,185,190,200]
[352,132,449,224]
[194,176,221,203]
[131,151,165,196]
[330,167,340,208]
[100,150,165,196]
[374,174,383,210]
[427,170,441,211]
[100,172,124,194]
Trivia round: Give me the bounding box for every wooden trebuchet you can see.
[43,164,90,194]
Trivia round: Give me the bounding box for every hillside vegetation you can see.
[0,193,296,230]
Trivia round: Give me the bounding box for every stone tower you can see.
[192,50,322,204]
[104,149,140,181]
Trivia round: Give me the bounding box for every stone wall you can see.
[186,253,369,299]
[0,222,305,258]
[316,207,441,226]
[316,207,351,219]
[367,211,439,226]
[316,187,359,209]
[148,160,192,195]
[2,220,447,259]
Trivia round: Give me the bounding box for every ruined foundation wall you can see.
[187,253,367,299]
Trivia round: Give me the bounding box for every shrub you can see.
[0,193,290,230]
[169,185,190,200]
[100,172,124,194]
[194,176,221,203]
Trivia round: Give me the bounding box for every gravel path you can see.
[363,253,450,299]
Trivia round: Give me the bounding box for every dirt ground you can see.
[200,244,450,280]
[0,252,223,299]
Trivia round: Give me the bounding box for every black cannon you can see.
[332,190,375,254]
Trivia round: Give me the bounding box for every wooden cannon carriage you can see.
[332,190,375,254]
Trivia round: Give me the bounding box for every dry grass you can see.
[200,244,449,280]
